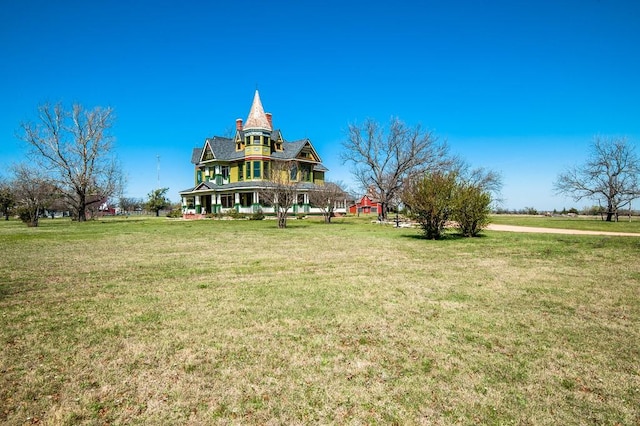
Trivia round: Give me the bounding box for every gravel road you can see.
[486,223,640,237]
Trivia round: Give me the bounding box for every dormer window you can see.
[202,145,214,161]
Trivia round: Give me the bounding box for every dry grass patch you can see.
[1,217,639,424]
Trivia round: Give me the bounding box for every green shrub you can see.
[227,209,245,219]
[250,209,265,220]
[453,185,492,237]
[166,208,182,218]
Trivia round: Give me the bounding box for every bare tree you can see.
[453,161,503,209]
[11,164,59,227]
[20,102,124,222]
[341,117,449,220]
[0,176,15,220]
[119,196,143,215]
[260,161,300,228]
[554,136,639,222]
[308,181,347,223]
[46,194,70,219]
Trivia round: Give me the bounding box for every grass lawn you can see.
[1,216,639,425]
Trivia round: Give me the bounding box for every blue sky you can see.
[1,0,639,210]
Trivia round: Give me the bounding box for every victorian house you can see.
[180,91,342,217]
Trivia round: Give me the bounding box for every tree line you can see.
[3,102,639,231]
[0,103,176,226]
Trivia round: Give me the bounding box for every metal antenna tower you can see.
[156,155,160,189]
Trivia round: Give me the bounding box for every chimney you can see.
[236,118,243,131]
[265,113,272,129]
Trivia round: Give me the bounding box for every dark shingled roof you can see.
[191,133,323,162]
[189,132,327,172]
[208,136,245,161]
[191,148,203,164]
[271,139,307,160]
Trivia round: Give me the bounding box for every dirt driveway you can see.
[487,223,640,237]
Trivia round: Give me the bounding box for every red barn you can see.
[348,194,383,216]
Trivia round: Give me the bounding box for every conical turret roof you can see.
[243,90,272,130]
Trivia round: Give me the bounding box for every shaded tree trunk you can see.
[278,212,287,228]
[77,194,87,222]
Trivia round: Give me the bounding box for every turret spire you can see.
[243,90,272,130]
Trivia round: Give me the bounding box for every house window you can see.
[253,135,261,145]
[263,161,270,180]
[241,193,253,207]
[253,161,261,179]
[221,195,233,208]
[222,165,230,180]
[246,162,251,180]
[197,170,202,183]
[301,164,312,182]
[238,162,244,181]
[290,163,298,180]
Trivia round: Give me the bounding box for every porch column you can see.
[215,194,222,213]
[195,195,201,214]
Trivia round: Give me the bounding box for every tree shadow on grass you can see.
[401,231,490,241]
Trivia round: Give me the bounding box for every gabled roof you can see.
[271,129,283,142]
[192,134,325,167]
[243,90,272,131]
[188,92,327,169]
[191,148,203,164]
[271,139,323,163]
[192,137,245,164]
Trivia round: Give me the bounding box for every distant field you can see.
[1,217,639,425]
[490,214,640,233]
